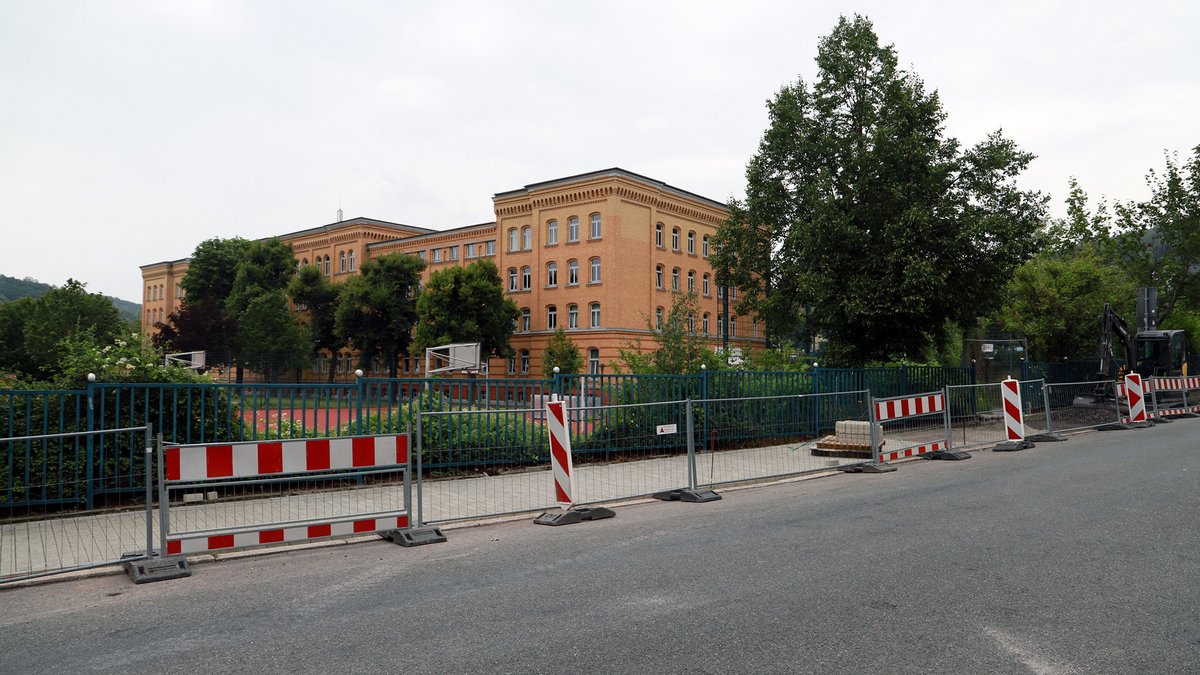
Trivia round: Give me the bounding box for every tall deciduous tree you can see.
[289,264,344,383]
[235,290,310,383]
[412,260,519,361]
[714,15,1046,365]
[226,239,299,377]
[170,237,252,369]
[336,252,426,377]
[1,279,126,378]
[542,328,582,376]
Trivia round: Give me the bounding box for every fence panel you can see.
[873,390,951,460]
[697,391,872,486]
[1,426,154,584]
[1,389,89,511]
[1041,380,1123,435]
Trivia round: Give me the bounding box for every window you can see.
[718,314,726,337]
[656,307,664,330]
[703,274,711,296]
[547,305,557,329]
[466,243,477,258]
[656,265,664,289]
[731,316,737,337]
[671,267,680,292]
[703,235,710,258]
[348,250,356,271]
[340,251,347,272]
[432,248,443,263]
[655,223,664,248]
[589,213,601,239]
[448,246,459,261]
[546,262,558,287]
[324,256,331,275]
[508,356,517,374]
[417,250,426,261]
[687,270,695,293]
[703,313,710,335]
[568,259,579,285]
[687,231,695,254]
[521,226,532,250]
[485,240,496,256]
[568,304,578,329]
[590,302,600,327]
[508,228,519,252]
[589,257,601,283]
[520,308,531,332]
[521,266,531,290]
[521,350,530,374]
[731,286,737,300]
[568,216,579,242]
[687,313,695,333]
[547,219,558,245]
[672,227,680,251]
[508,268,518,291]
[753,319,759,338]
[588,348,600,374]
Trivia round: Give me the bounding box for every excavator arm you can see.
[1097,303,1136,379]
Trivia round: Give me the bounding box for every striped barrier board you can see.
[545,400,574,505]
[1125,374,1148,423]
[166,436,408,482]
[874,393,944,421]
[879,440,946,462]
[1000,378,1025,441]
[167,515,410,555]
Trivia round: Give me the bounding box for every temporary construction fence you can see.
[870,390,952,461]
[945,379,1049,450]
[0,425,156,584]
[1041,380,1124,435]
[1145,376,1200,419]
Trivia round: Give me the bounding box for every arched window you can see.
[508,268,518,291]
[687,270,695,293]
[521,266,531,290]
[731,316,737,337]
[520,308,531,332]
[655,265,664,289]
[546,262,558,287]
[703,273,711,296]
[302,258,309,266]
[568,304,579,329]
[547,305,557,329]
[547,219,558,245]
[324,256,331,275]
[520,350,530,374]
[568,216,579,242]
[687,313,695,333]
[348,250,355,271]
[687,231,695,254]
[589,303,601,328]
[655,306,664,329]
[703,313,710,335]
[521,225,532,250]
[671,267,680,291]
[339,251,347,273]
[703,235,710,258]
[588,348,600,374]
[655,223,664,248]
[508,355,517,374]
[589,257,601,283]
[589,213,601,239]
[568,259,579,285]
[671,227,680,251]
[508,228,519,252]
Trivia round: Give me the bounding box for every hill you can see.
[0,274,142,323]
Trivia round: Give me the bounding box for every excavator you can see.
[1076,292,1188,406]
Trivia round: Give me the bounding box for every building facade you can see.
[140,168,763,378]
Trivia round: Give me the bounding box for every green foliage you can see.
[412,259,519,359]
[542,328,582,376]
[289,264,344,382]
[336,252,425,377]
[617,292,724,374]
[741,342,813,372]
[1161,309,1200,357]
[996,249,1135,361]
[55,330,212,388]
[715,14,1046,366]
[234,290,311,383]
[0,279,125,379]
[182,237,252,302]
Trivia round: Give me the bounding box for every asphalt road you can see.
[2,421,1198,674]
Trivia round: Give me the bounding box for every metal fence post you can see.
[355,373,365,435]
[144,423,154,559]
[404,423,413,527]
[867,391,880,465]
[157,433,168,557]
[1149,376,1160,420]
[942,386,953,453]
[686,399,697,491]
[415,409,424,527]
[85,381,96,510]
[1042,381,1055,435]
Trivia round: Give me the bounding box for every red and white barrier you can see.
[879,440,947,462]
[166,436,408,482]
[546,400,574,505]
[1124,374,1147,423]
[874,393,944,421]
[1000,378,1025,441]
[167,515,409,555]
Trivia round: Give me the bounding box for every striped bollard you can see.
[1124,373,1151,427]
[535,399,616,526]
[994,377,1032,451]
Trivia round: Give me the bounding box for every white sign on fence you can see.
[656,424,678,435]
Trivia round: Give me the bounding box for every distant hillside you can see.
[0,274,142,323]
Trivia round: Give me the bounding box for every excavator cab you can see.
[1133,330,1187,377]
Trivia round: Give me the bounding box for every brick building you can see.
[140,168,763,378]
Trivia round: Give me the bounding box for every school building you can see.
[139,168,763,378]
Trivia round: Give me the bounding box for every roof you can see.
[367,221,497,250]
[275,216,435,241]
[493,167,729,211]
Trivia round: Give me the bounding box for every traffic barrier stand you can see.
[535,400,616,526]
[840,390,957,472]
[653,400,721,503]
[1148,376,1200,419]
[157,432,437,570]
[1120,374,1153,428]
[994,377,1035,451]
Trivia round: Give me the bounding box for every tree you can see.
[289,264,344,383]
[336,252,426,377]
[170,237,252,371]
[234,290,310,383]
[226,239,300,377]
[617,292,723,374]
[412,260,519,360]
[714,15,1046,366]
[0,297,38,375]
[542,329,582,376]
[0,279,126,378]
[996,249,1135,361]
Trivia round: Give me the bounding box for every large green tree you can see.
[412,260,519,361]
[234,290,310,383]
[336,252,426,377]
[713,15,1046,366]
[289,264,344,383]
[168,237,253,369]
[0,279,125,378]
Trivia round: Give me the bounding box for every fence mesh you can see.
[1042,380,1123,434]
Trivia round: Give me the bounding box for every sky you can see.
[1,0,1197,303]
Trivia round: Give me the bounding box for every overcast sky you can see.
[2,0,1197,302]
